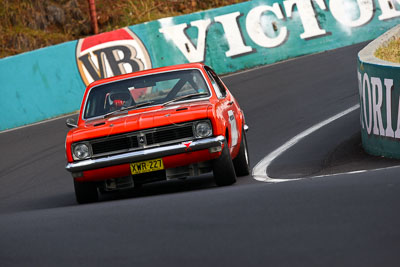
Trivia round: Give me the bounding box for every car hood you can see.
[70,101,212,142]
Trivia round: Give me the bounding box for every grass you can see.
[375,37,400,63]
[0,0,247,58]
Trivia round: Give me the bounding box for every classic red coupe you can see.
[65,63,249,203]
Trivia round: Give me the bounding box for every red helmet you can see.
[114,99,124,108]
[107,91,133,109]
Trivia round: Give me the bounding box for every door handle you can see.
[228,101,234,106]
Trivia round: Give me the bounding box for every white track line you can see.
[252,104,360,182]
[0,112,79,134]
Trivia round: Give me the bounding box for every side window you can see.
[212,71,227,97]
[206,67,226,98]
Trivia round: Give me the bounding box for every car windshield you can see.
[83,69,210,119]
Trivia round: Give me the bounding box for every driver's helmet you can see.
[107,91,134,109]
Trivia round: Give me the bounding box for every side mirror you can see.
[66,118,77,128]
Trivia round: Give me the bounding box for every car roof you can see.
[86,63,207,89]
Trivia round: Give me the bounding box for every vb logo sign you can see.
[76,27,152,86]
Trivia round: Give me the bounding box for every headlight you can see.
[194,121,212,138]
[72,143,91,160]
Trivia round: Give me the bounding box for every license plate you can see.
[130,158,164,175]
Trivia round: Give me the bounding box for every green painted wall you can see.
[358,59,400,158]
[0,41,84,130]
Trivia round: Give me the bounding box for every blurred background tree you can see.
[0,0,246,58]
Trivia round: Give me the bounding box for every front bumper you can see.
[66,135,225,173]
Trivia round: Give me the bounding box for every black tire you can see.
[233,128,250,176]
[213,140,237,186]
[74,180,99,204]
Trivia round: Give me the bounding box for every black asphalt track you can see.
[1,42,400,266]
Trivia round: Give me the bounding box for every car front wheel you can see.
[233,128,250,176]
[213,140,237,186]
[74,180,99,204]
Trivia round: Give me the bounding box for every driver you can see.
[106,91,134,111]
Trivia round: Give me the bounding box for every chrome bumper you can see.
[66,135,225,173]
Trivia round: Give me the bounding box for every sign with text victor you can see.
[1,0,400,131]
[76,0,400,81]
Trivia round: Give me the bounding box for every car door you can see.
[205,66,241,153]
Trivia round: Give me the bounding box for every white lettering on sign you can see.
[283,0,327,39]
[330,0,374,27]
[159,19,212,62]
[358,71,399,139]
[159,0,400,63]
[371,77,384,136]
[246,4,288,48]
[362,73,373,134]
[377,0,400,20]
[214,12,253,57]
[384,78,394,137]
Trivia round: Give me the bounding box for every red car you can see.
[65,63,249,203]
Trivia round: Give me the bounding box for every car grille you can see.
[89,122,195,158]
[91,136,139,155]
[145,125,193,145]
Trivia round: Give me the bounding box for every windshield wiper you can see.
[162,92,209,107]
[103,101,156,118]
[103,109,128,119]
[132,101,155,109]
